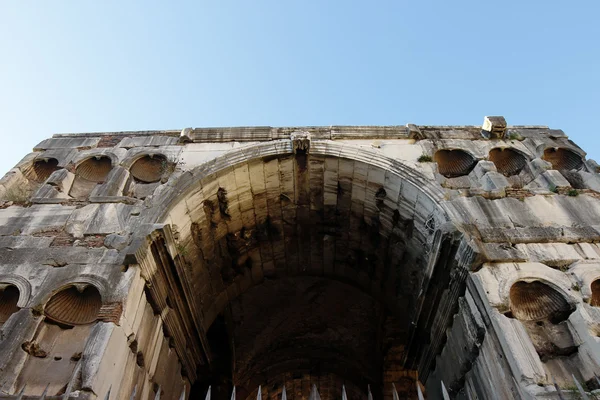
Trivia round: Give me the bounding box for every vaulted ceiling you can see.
[163,151,448,397]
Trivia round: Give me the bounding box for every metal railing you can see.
[2,374,599,399]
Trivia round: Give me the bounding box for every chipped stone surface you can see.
[104,233,130,250]
[33,137,101,151]
[179,141,261,169]
[0,204,75,235]
[0,124,599,398]
[118,135,178,148]
[66,203,134,237]
[46,168,75,193]
[0,235,54,249]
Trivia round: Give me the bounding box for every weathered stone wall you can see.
[0,120,598,399]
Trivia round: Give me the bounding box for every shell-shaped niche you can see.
[489,148,527,176]
[44,285,102,326]
[510,281,572,322]
[75,156,113,183]
[23,158,60,183]
[0,285,20,324]
[434,149,476,178]
[590,279,600,307]
[543,148,584,171]
[130,154,170,183]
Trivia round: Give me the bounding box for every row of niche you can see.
[1,268,599,329]
[0,273,597,386]
[431,146,586,181]
[0,283,105,327]
[0,272,599,373]
[22,145,588,200]
[23,153,175,200]
[507,276,600,320]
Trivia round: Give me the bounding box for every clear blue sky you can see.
[1,1,598,175]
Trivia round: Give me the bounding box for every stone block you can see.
[90,166,130,197]
[33,137,100,151]
[81,323,128,399]
[481,171,509,193]
[0,246,119,267]
[471,160,497,180]
[586,158,600,172]
[481,116,507,139]
[579,171,600,191]
[31,184,69,201]
[525,170,571,191]
[516,243,582,267]
[406,124,423,140]
[523,157,552,179]
[189,126,272,142]
[104,233,130,250]
[66,203,134,237]
[0,168,25,190]
[0,204,75,236]
[429,292,485,393]
[544,170,572,187]
[556,195,600,225]
[179,142,244,169]
[0,310,40,386]
[379,142,424,162]
[477,242,528,263]
[118,135,178,148]
[492,313,547,385]
[129,181,161,200]
[330,126,408,140]
[46,168,74,194]
[575,243,600,259]
[547,129,567,138]
[180,127,192,142]
[0,235,54,249]
[450,197,515,229]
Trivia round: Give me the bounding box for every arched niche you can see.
[509,280,573,323]
[22,158,60,183]
[434,149,476,178]
[488,148,528,176]
[508,279,578,369]
[543,147,584,171]
[591,279,600,307]
[44,285,102,326]
[75,156,112,182]
[0,285,20,324]
[130,154,172,183]
[69,156,113,199]
[0,274,31,308]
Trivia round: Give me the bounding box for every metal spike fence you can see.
[1,376,600,399]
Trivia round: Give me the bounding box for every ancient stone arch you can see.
[1,119,600,398]
[133,141,466,399]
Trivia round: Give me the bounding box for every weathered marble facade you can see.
[0,118,599,399]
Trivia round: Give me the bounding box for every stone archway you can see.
[7,123,600,398]
[132,138,473,400]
